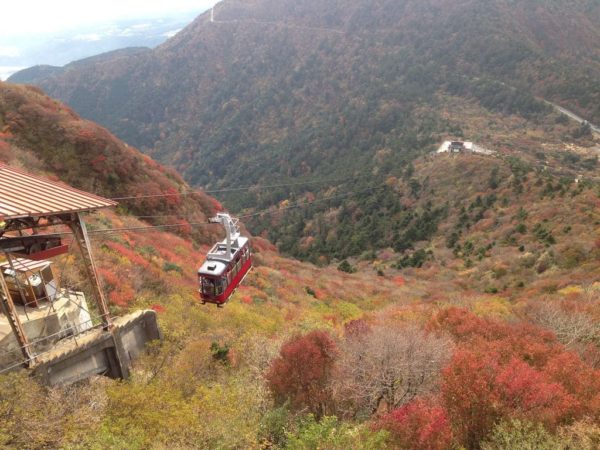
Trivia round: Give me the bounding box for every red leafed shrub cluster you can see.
[376,308,600,449]
[104,241,151,269]
[374,398,453,450]
[266,330,338,418]
[150,304,166,313]
[343,318,371,338]
[378,307,600,449]
[209,197,223,212]
[441,351,577,448]
[109,284,135,307]
[428,307,562,365]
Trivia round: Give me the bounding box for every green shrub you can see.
[482,419,563,450]
[337,260,357,273]
[285,415,388,450]
[162,261,183,274]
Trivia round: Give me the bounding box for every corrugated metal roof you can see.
[0,163,116,219]
[0,257,52,272]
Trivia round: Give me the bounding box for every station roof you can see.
[0,163,117,220]
[0,257,51,273]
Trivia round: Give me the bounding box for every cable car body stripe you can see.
[199,255,252,305]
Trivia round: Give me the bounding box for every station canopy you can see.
[0,163,116,220]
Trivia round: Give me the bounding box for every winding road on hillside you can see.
[547,101,600,134]
[209,5,599,137]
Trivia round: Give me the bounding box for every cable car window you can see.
[215,279,224,295]
[202,278,216,296]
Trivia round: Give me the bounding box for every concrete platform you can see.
[0,290,91,368]
[32,310,161,386]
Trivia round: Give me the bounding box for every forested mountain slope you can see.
[4,50,600,450]
[0,81,221,244]
[12,0,600,262]
[22,0,600,184]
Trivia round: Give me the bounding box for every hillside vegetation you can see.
[2,77,600,449]
[15,0,600,262]
[0,81,221,244]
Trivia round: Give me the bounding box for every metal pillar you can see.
[0,260,35,365]
[6,254,31,318]
[68,214,112,329]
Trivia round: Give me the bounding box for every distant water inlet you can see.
[0,67,25,81]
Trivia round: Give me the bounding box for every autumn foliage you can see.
[375,398,453,450]
[266,330,338,418]
[421,308,600,449]
[441,351,577,448]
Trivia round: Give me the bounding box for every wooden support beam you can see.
[67,214,112,329]
[0,258,35,365]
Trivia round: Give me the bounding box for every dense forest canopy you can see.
[1,2,600,447]
[16,0,600,261]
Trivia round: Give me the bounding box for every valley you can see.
[1,0,600,448]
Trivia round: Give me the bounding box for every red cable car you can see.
[198,213,252,307]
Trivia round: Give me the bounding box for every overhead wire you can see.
[109,173,370,201]
[0,179,389,240]
[238,184,387,219]
[0,166,378,372]
[90,181,387,235]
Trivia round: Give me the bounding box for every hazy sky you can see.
[0,0,219,37]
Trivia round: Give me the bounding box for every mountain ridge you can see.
[8,0,600,261]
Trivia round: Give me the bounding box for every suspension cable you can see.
[1,181,388,239]
[109,173,369,201]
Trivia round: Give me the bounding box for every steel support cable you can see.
[91,184,386,234]
[238,185,387,219]
[0,179,386,371]
[109,173,370,201]
[0,182,389,239]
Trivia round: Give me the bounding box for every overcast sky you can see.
[0,0,219,37]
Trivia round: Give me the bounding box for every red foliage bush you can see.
[266,330,338,417]
[428,307,562,366]
[108,285,135,307]
[104,241,150,269]
[150,304,166,313]
[97,267,120,290]
[429,308,600,448]
[392,275,406,286]
[164,187,182,207]
[209,197,223,212]
[344,318,371,338]
[441,348,579,448]
[544,352,600,417]
[375,398,453,450]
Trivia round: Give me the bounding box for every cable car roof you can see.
[206,236,249,261]
[198,237,249,277]
[198,259,228,277]
[0,163,116,220]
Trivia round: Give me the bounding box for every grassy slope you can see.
[2,64,600,449]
